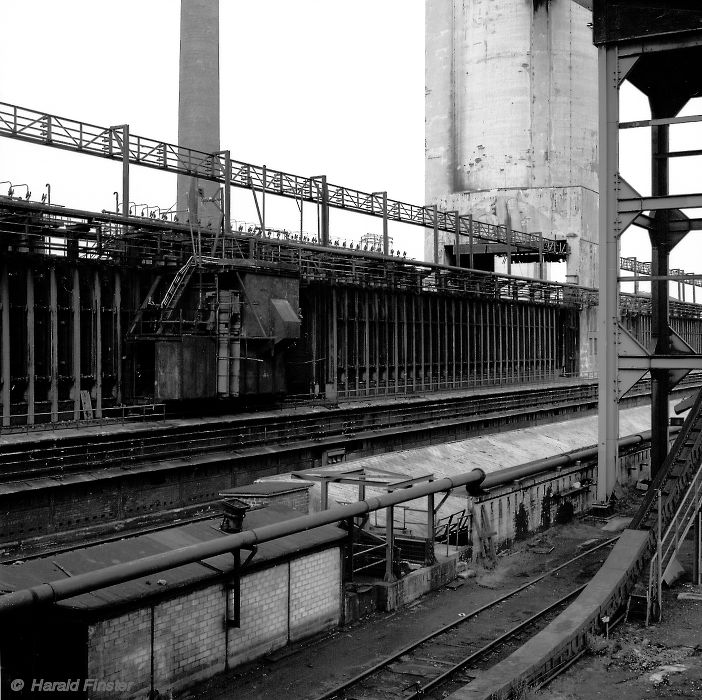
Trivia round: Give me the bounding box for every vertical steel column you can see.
[114,270,122,405]
[26,267,35,425]
[433,205,439,264]
[72,268,81,420]
[342,289,349,397]
[468,215,474,270]
[354,291,360,395]
[466,299,471,383]
[452,298,457,387]
[453,211,460,266]
[384,294,390,394]
[374,294,380,394]
[506,228,512,275]
[427,492,435,563]
[444,297,450,387]
[50,267,58,421]
[117,125,130,220]
[385,505,395,583]
[1,264,9,426]
[311,295,318,393]
[650,113,672,475]
[411,295,417,390]
[382,192,389,255]
[538,232,544,280]
[319,176,330,246]
[694,509,701,586]
[364,292,370,395]
[262,165,267,236]
[393,293,399,393]
[428,298,433,387]
[94,270,102,418]
[223,150,232,235]
[402,295,408,393]
[597,45,621,500]
[420,298,425,388]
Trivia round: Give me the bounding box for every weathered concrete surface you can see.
[177,0,221,228]
[425,0,598,370]
[261,402,660,538]
[374,556,458,611]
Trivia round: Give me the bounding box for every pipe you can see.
[0,428,666,616]
[0,469,485,615]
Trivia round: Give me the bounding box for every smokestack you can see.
[178,0,222,230]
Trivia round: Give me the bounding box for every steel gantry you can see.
[595,1,702,499]
[0,101,568,261]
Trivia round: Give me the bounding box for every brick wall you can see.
[87,609,151,699]
[153,586,226,690]
[85,546,342,699]
[227,565,289,667]
[289,548,341,641]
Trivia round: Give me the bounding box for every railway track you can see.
[0,383,598,481]
[315,539,617,700]
[0,374,698,484]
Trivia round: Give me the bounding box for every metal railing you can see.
[0,100,568,258]
[0,403,167,435]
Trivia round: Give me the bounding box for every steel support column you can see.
[72,268,81,420]
[385,505,395,583]
[26,266,35,425]
[694,508,701,586]
[650,116,672,474]
[94,270,102,418]
[49,266,58,421]
[597,45,622,501]
[1,264,9,426]
[318,176,329,246]
[114,270,122,405]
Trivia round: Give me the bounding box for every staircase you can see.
[629,388,702,624]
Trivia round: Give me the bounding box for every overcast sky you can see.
[0,1,700,285]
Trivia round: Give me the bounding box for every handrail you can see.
[0,100,567,257]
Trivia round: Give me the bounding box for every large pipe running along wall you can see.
[0,429,654,615]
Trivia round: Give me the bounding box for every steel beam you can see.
[114,271,122,405]
[0,264,9,427]
[597,44,621,501]
[26,267,35,425]
[72,268,81,420]
[0,101,567,257]
[650,112,672,475]
[94,270,102,418]
[49,267,58,422]
[619,193,702,213]
[619,355,702,370]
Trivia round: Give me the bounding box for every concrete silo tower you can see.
[425,0,598,291]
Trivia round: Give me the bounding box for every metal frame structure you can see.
[596,2,702,499]
[0,100,568,259]
[290,466,436,582]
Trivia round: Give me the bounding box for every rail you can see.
[315,540,616,700]
[0,403,166,435]
[0,199,586,308]
[448,391,702,699]
[6,199,702,318]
